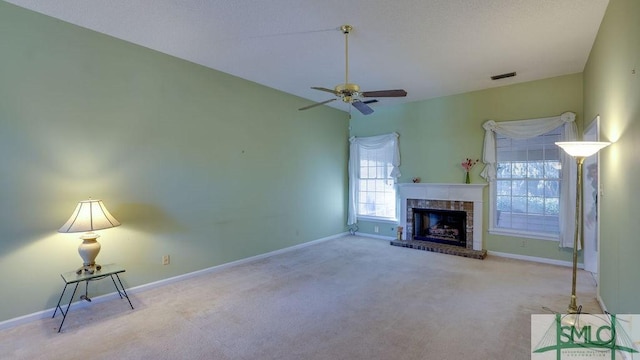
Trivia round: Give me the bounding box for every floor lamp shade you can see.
[59,199,121,274]
[555,141,611,158]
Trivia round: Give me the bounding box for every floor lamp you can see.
[556,141,610,314]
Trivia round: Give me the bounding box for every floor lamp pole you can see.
[568,156,585,314]
[556,140,610,315]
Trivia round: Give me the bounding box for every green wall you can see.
[350,73,584,262]
[2,0,636,322]
[583,0,640,313]
[0,2,348,322]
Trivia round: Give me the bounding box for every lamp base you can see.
[76,233,102,275]
[75,263,102,275]
[567,295,579,314]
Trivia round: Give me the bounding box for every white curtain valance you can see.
[480,111,577,181]
[479,112,578,248]
[347,133,400,226]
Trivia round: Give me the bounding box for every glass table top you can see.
[60,264,126,283]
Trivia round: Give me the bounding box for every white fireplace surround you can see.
[397,183,487,250]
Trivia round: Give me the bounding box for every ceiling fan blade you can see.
[298,98,336,111]
[362,99,378,104]
[311,87,338,95]
[361,89,407,98]
[352,100,374,115]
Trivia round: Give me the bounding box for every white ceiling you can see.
[5,0,609,113]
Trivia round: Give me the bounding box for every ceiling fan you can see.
[298,25,407,115]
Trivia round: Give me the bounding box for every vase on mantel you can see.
[464,171,471,184]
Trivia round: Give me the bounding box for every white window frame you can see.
[480,112,578,245]
[490,128,564,241]
[347,133,400,225]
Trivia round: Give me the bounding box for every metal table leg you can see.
[53,282,80,333]
[52,282,69,319]
[111,273,134,309]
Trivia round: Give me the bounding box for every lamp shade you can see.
[58,199,120,233]
[555,141,611,158]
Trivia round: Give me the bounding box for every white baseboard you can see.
[356,234,580,269]
[488,250,584,269]
[358,235,579,268]
[126,232,348,295]
[0,232,348,331]
[596,294,608,313]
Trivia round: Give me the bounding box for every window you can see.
[347,133,400,225]
[481,112,577,244]
[494,126,563,236]
[357,146,397,219]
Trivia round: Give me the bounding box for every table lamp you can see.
[555,141,610,313]
[58,199,121,274]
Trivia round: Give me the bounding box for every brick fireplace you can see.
[392,183,487,259]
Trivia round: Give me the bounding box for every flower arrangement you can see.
[461,158,479,172]
[461,158,479,184]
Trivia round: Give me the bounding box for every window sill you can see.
[357,216,398,224]
[488,227,559,242]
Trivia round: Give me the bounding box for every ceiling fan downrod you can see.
[341,25,352,86]
[338,25,359,102]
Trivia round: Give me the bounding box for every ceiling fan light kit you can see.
[299,24,407,115]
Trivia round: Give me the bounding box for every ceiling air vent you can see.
[491,72,516,80]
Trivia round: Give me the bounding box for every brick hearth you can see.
[390,239,487,259]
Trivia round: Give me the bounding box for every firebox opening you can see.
[413,208,467,247]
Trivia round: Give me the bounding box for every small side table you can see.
[52,263,134,332]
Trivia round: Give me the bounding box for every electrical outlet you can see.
[374,226,379,233]
[521,240,526,247]
[162,255,170,265]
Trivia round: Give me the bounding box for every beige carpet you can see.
[0,235,600,360]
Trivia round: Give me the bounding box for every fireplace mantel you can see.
[397,183,487,250]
